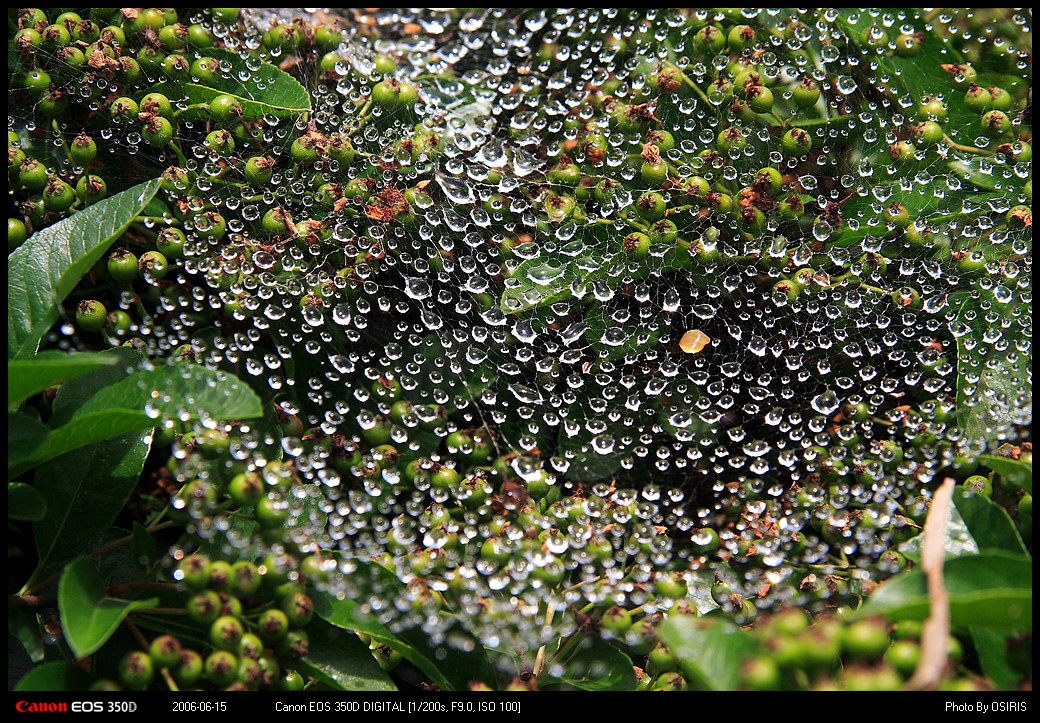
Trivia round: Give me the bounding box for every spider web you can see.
[18,8,1029,656]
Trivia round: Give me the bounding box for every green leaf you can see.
[585,302,662,362]
[858,551,1032,630]
[979,454,1032,494]
[164,47,311,119]
[8,411,50,472]
[7,178,163,361]
[312,560,495,691]
[14,661,94,692]
[499,230,617,314]
[296,620,397,691]
[58,556,159,659]
[132,522,159,571]
[952,485,1029,555]
[657,615,757,691]
[16,361,263,474]
[8,351,122,409]
[971,626,1025,691]
[542,638,637,690]
[32,432,150,583]
[954,291,1031,449]
[8,482,47,521]
[312,562,451,688]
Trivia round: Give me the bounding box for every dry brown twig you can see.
[905,477,955,690]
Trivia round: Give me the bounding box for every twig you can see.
[905,477,954,690]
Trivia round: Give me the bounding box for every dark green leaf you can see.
[163,47,311,119]
[297,619,397,692]
[8,482,47,521]
[953,485,1028,555]
[542,638,637,690]
[58,556,159,659]
[979,455,1032,494]
[312,560,494,691]
[8,411,50,472]
[858,551,1032,630]
[9,604,46,665]
[14,661,94,692]
[16,361,262,474]
[971,626,1025,692]
[7,178,163,360]
[500,230,616,314]
[131,522,159,571]
[585,302,662,362]
[33,431,150,582]
[658,615,757,691]
[8,351,121,408]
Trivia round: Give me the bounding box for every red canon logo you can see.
[15,701,69,713]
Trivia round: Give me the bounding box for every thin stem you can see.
[792,113,854,129]
[943,135,996,157]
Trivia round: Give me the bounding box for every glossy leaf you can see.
[312,563,452,690]
[979,454,1032,493]
[858,551,1032,630]
[543,638,638,690]
[58,556,159,659]
[953,485,1029,555]
[7,178,163,361]
[15,361,262,474]
[658,615,757,691]
[296,620,396,692]
[313,560,494,691]
[165,47,311,119]
[8,350,120,408]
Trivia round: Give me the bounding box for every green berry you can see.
[254,494,290,528]
[186,589,222,625]
[842,617,891,661]
[884,639,920,678]
[781,128,812,156]
[204,129,236,157]
[156,227,186,258]
[980,110,1011,137]
[75,174,107,205]
[117,651,154,690]
[715,126,748,155]
[746,84,774,113]
[209,94,244,125]
[280,591,315,627]
[623,231,652,259]
[600,605,633,635]
[964,83,993,113]
[204,650,239,687]
[43,177,77,213]
[141,116,174,147]
[149,635,182,670]
[18,157,49,193]
[210,615,246,651]
[67,133,98,167]
[244,155,275,186]
[107,249,139,285]
[8,218,28,250]
[76,299,108,332]
[893,32,923,57]
[640,158,669,186]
